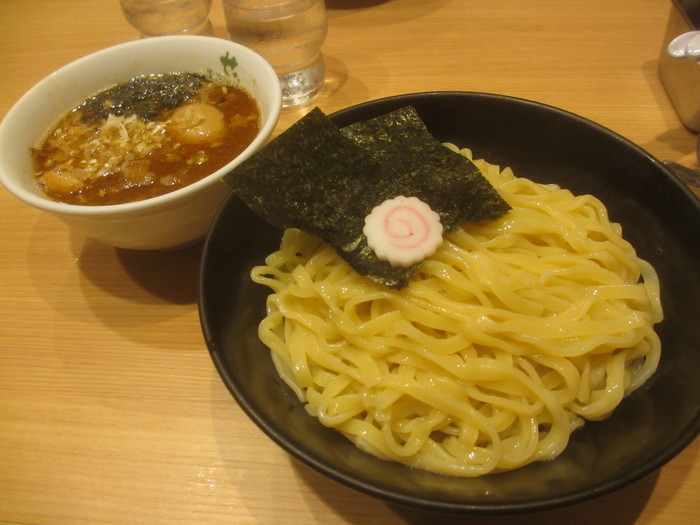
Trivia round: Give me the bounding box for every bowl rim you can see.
[199,90,700,514]
[0,35,282,216]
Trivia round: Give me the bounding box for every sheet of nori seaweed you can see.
[224,106,510,289]
[341,106,510,227]
[223,107,379,249]
[224,108,412,287]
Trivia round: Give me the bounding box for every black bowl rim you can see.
[199,91,700,514]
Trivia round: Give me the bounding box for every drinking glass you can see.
[222,0,328,107]
[119,0,214,38]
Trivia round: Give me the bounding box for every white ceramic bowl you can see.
[0,36,281,250]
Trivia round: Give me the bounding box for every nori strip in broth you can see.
[224,106,510,289]
[79,72,206,122]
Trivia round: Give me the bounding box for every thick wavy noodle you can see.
[250,146,663,477]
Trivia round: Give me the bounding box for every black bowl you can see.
[199,92,700,514]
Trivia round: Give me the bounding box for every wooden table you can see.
[1,1,698,523]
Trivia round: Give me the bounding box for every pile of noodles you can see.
[250,146,663,477]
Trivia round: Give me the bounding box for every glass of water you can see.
[222,0,328,107]
[119,0,214,38]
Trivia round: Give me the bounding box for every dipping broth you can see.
[31,72,260,205]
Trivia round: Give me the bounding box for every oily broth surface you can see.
[31,73,260,206]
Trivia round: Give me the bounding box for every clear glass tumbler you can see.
[118,0,214,38]
[222,0,328,107]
